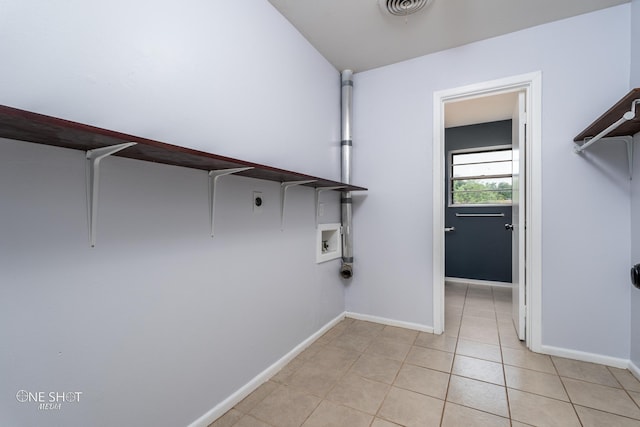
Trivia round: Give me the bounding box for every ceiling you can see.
[268,0,629,72]
[445,92,518,128]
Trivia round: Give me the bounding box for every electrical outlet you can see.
[318,202,325,217]
[253,191,263,214]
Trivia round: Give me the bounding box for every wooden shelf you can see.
[0,104,366,192]
[574,88,640,142]
[0,104,366,245]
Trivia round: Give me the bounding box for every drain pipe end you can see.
[340,263,353,280]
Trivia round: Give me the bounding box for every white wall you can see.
[630,0,640,369]
[0,0,341,178]
[349,5,633,359]
[0,1,344,426]
[632,0,640,88]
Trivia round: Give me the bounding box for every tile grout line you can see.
[383,320,429,422]
[491,285,515,426]
[358,324,397,426]
[552,360,640,422]
[374,324,416,423]
[573,403,640,423]
[549,352,585,427]
[305,320,377,427]
[335,330,384,425]
[606,365,640,413]
[559,363,640,422]
[439,283,468,427]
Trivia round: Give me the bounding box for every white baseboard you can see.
[445,277,511,288]
[539,344,629,369]
[187,312,345,427]
[345,311,434,333]
[629,359,640,381]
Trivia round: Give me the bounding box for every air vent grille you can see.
[383,0,432,16]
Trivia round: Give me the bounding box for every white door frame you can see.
[432,72,542,352]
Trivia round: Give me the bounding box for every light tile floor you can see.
[211,283,640,426]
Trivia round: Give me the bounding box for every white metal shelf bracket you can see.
[86,142,137,247]
[314,186,345,228]
[208,167,253,237]
[579,135,634,179]
[575,99,639,154]
[575,99,639,179]
[281,180,316,230]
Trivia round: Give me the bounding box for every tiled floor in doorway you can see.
[211,283,640,426]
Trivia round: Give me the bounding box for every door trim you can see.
[432,72,542,352]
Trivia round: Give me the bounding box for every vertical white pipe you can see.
[340,70,354,279]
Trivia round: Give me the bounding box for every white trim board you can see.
[539,344,629,369]
[187,313,345,427]
[432,71,543,354]
[445,277,511,288]
[345,312,434,333]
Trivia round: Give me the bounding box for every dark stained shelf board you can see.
[0,104,366,191]
[574,88,640,142]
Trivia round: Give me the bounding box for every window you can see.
[450,147,513,206]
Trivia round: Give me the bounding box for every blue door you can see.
[444,121,513,283]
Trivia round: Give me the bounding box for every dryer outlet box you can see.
[253,191,263,214]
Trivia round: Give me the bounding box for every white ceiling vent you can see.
[380,0,434,17]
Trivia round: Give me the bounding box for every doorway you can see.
[432,73,542,352]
